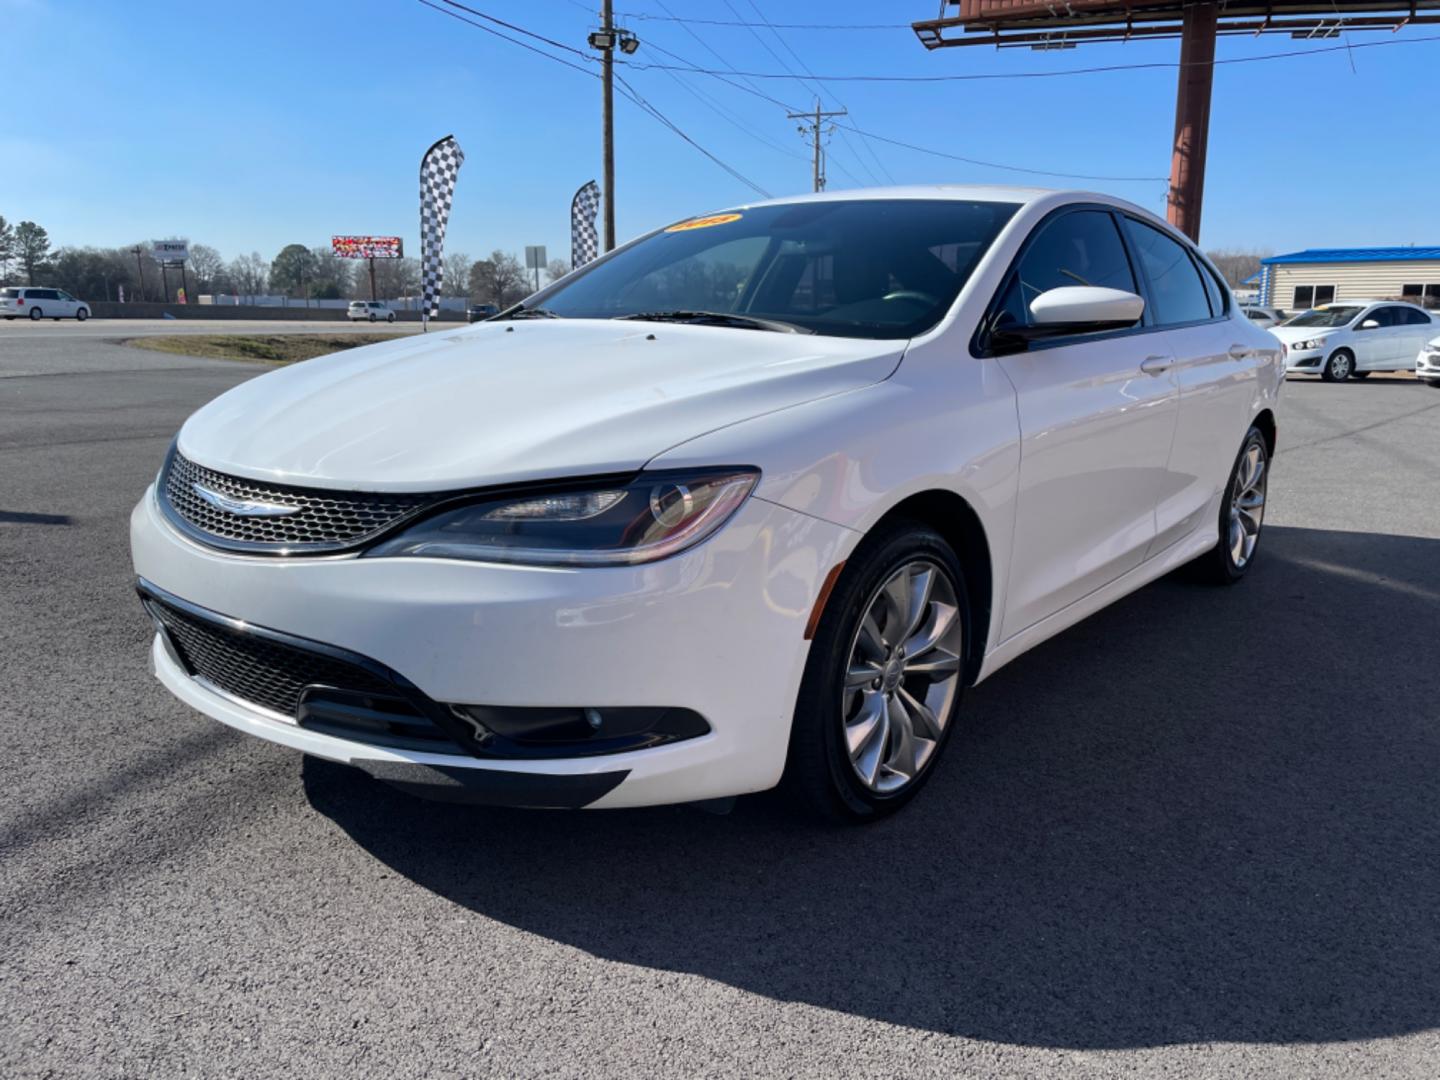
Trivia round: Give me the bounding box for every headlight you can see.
[1292,337,1328,351]
[364,468,759,566]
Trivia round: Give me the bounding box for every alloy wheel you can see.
[841,559,964,794]
[1228,438,1268,568]
[1330,353,1352,379]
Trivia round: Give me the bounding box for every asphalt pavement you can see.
[3,323,1439,1078]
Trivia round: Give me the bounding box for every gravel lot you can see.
[3,323,1439,1078]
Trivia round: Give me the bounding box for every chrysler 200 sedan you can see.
[131,187,1283,821]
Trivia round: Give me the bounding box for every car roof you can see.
[695,183,1182,245]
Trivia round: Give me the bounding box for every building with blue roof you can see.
[1259,247,1440,312]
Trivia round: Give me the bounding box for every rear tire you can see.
[368,313,376,322]
[1187,425,1269,585]
[29,307,42,321]
[1321,349,1354,382]
[782,520,970,823]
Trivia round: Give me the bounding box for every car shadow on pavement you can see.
[304,524,1440,1050]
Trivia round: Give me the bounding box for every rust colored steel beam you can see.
[1167,3,1218,241]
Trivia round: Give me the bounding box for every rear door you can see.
[1400,307,1438,364]
[990,207,1179,638]
[1120,216,1260,554]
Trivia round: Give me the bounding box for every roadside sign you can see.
[153,241,189,263]
[525,245,547,270]
[332,235,403,259]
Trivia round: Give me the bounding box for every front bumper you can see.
[131,485,855,807]
[1417,351,1440,376]
[1283,349,1325,372]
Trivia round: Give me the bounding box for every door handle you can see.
[1140,355,1173,375]
[1228,344,1253,360]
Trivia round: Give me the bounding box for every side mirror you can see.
[991,286,1145,352]
[1358,319,1380,330]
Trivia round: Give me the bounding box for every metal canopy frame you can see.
[914,1,1440,48]
[910,1,1438,241]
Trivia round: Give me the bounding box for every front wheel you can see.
[368,313,376,322]
[1321,349,1354,382]
[76,308,88,322]
[1188,426,1269,585]
[1424,379,1440,389]
[29,307,42,321]
[783,521,969,822]
[386,313,395,323]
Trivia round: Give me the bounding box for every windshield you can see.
[527,199,1019,339]
[1282,306,1361,328]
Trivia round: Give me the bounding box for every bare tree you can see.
[469,250,530,308]
[443,252,472,300]
[187,244,225,294]
[229,251,268,299]
[546,258,571,284]
[1205,248,1270,288]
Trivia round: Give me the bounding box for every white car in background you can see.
[1418,335,1440,387]
[1241,305,1285,329]
[1271,300,1437,381]
[1,286,91,321]
[131,186,1282,821]
[347,300,396,323]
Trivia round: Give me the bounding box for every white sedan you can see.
[130,186,1282,821]
[1271,300,1437,381]
[1418,335,1440,387]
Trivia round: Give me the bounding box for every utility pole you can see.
[601,0,615,252]
[788,102,847,192]
[132,246,145,301]
[588,6,637,252]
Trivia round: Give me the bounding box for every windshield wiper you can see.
[616,310,810,334]
[500,304,561,320]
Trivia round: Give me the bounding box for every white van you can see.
[2,287,91,321]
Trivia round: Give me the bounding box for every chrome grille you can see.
[161,450,432,552]
[147,595,394,718]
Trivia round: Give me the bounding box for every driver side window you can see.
[995,210,1137,333]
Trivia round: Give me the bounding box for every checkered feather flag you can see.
[571,180,601,269]
[419,134,464,329]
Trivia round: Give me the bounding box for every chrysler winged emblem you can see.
[192,482,301,518]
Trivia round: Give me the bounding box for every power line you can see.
[620,11,912,31]
[739,0,896,184]
[613,73,772,197]
[712,0,880,185]
[417,0,771,198]
[620,31,1440,83]
[835,122,1168,183]
[640,3,870,186]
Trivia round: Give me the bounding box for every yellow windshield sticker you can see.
[666,213,742,233]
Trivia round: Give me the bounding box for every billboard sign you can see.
[332,235,403,259]
[153,241,189,263]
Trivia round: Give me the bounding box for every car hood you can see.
[179,319,905,492]
[1269,324,1344,344]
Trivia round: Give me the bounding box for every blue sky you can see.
[2,0,1437,264]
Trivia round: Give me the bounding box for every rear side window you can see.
[1402,307,1433,325]
[993,210,1138,333]
[0,288,18,299]
[1121,218,1212,325]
